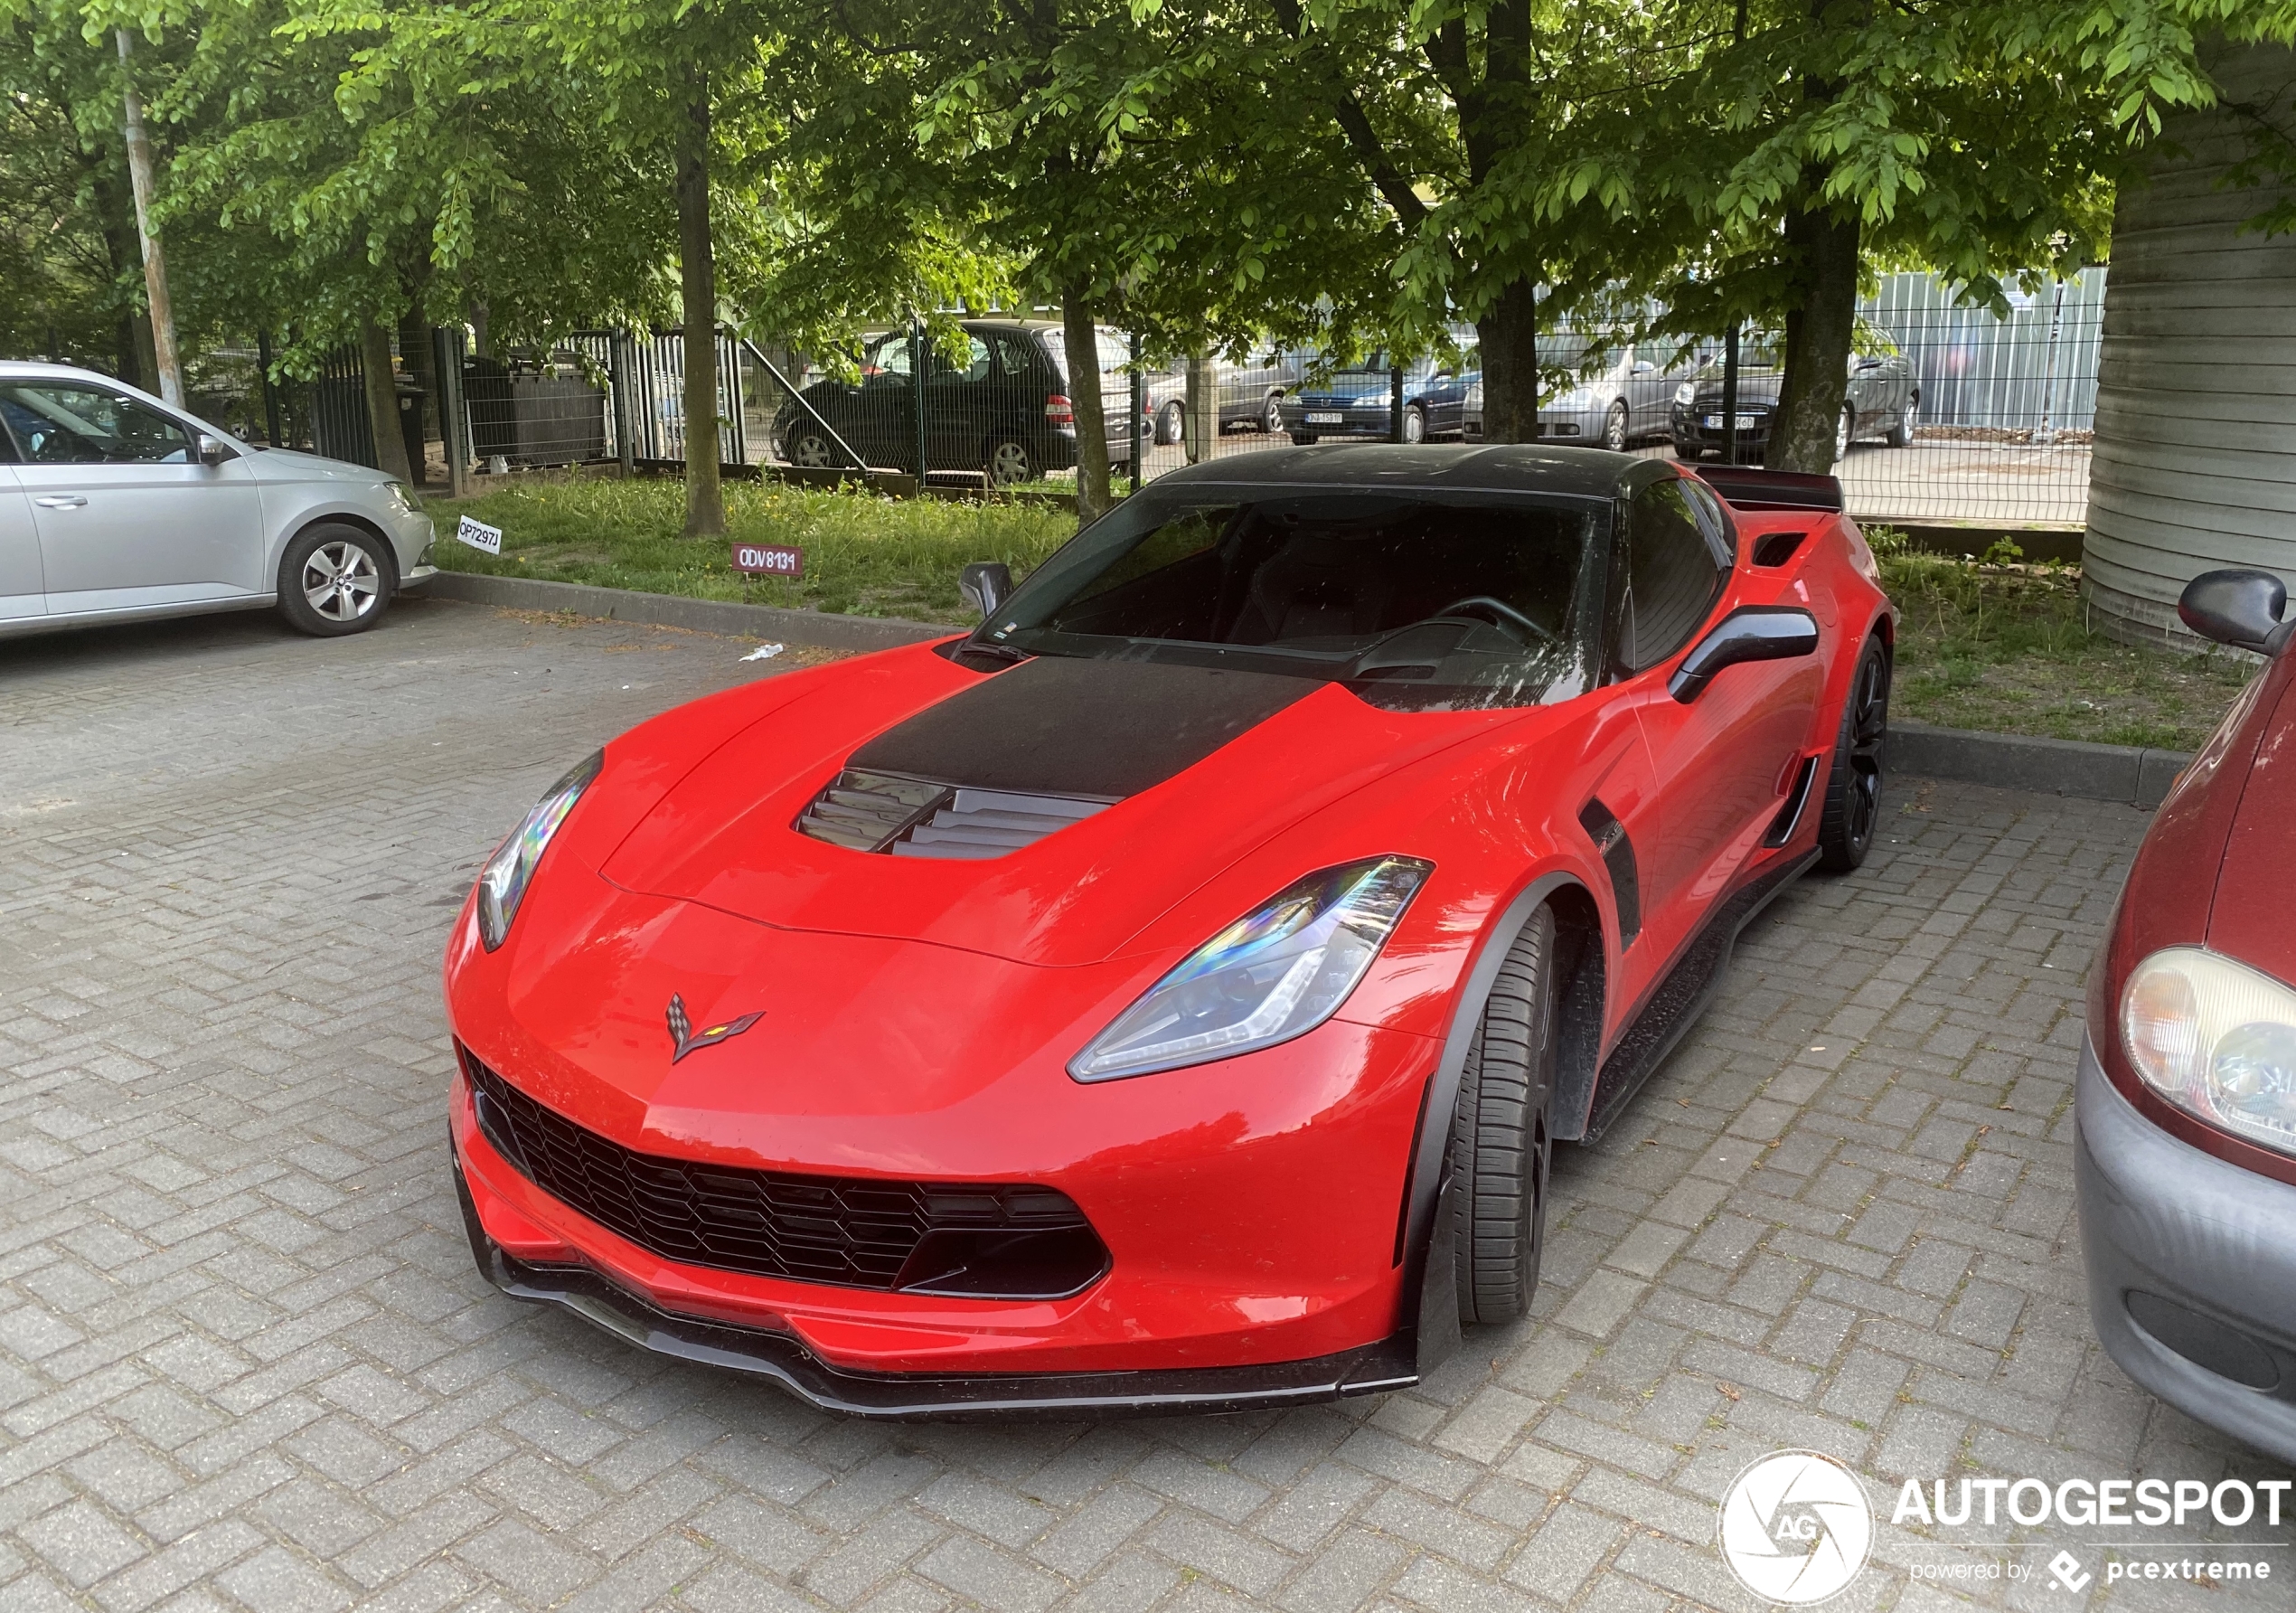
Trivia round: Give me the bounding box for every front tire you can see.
[1451,906,1560,1326]
[1401,404,1426,444]
[278,523,392,637]
[1816,635,1891,872]
[1602,401,1630,452]
[1158,400,1185,447]
[1263,393,1285,435]
[1834,403,1856,464]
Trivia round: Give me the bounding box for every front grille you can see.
[462,1051,1095,1292]
[793,769,1111,859]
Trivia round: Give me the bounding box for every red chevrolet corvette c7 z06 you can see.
[443,443,1894,1416]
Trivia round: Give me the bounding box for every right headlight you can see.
[1674,381,1697,406]
[475,751,602,950]
[2122,946,2296,1157]
[1069,855,1432,1081]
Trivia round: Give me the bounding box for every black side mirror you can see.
[2179,569,2289,655]
[196,432,232,467]
[960,561,1012,619]
[1669,606,1820,702]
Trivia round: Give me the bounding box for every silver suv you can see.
[1,362,437,641]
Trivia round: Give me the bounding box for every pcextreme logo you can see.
[1717,1450,1875,1605]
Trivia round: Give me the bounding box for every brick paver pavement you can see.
[3,599,2288,1613]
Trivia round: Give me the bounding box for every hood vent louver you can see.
[795,769,1115,860]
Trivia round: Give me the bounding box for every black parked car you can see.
[776,320,1141,487]
[1280,354,1441,443]
[1669,334,1918,464]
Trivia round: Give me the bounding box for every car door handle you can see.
[33,495,88,509]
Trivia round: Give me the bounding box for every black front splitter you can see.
[456,1161,1419,1420]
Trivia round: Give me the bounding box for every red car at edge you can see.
[2079,567,2296,1461]
[444,444,1894,1416]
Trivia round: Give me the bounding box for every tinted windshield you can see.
[974,490,1606,711]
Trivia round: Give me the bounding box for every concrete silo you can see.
[2084,41,2296,646]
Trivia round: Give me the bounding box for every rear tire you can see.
[1450,906,1560,1326]
[984,437,1037,488]
[785,429,835,468]
[1816,635,1891,872]
[1886,396,1917,448]
[277,523,392,637]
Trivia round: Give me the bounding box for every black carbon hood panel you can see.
[849,656,1322,799]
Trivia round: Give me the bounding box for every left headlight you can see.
[2122,946,2296,1157]
[475,751,602,951]
[1674,381,1697,406]
[381,480,417,514]
[1069,855,1432,1082]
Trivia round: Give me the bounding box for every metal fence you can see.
[594,278,2104,530]
[158,271,2100,527]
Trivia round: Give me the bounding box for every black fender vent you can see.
[461,1048,1109,1298]
[1577,798,1641,948]
[793,769,1113,859]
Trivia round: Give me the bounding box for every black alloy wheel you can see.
[1450,906,1560,1325]
[1816,635,1891,872]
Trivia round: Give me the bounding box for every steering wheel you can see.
[1429,595,1556,646]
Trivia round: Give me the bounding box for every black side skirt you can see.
[1580,849,1818,1142]
[455,1162,1417,1420]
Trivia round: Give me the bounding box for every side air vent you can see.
[1751,530,1807,568]
[794,769,1114,859]
[1577,797,1641,948]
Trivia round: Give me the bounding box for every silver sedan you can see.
[1,361,437,642]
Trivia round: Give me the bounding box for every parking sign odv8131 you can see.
[732,542,804,578]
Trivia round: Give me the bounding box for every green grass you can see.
[1880,541,2252,750]
[423,474,1074,621]
[419,478,2254,751]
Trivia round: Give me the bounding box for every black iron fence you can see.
[108,268,2109,528]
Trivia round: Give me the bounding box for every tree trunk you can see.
[1062,292,1111,524]
[1184,352,1214,464]
[1474,278,1539,444]
[677,63,725,537]
[117,30,183,407]
[397,310,431,487]
[360,319,415,483]
[1769,205,1860,473]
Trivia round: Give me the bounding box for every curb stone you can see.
[415,573,2191,807]
[1892,720,2188,808]
[417,570,960,652]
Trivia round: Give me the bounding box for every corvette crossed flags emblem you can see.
[665,993,765,1063]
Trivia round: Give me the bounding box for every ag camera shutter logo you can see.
[1717,1450,1874,1604]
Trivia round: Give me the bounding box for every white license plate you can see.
[1305,411,1344,425]
[1703,413,1760,429]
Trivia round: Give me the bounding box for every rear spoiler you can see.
[1689,465,1844,513]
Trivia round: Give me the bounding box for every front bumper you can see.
[455,1146,1415,1419]
[2075,1036,2296,1463]
[1670,405,1772,457]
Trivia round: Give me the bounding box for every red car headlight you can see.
[475,750,601,950]
[2122,947,2296,1158]
[1069,855,1431,1082]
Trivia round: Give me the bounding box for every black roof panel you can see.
[1146,442,1644,500]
